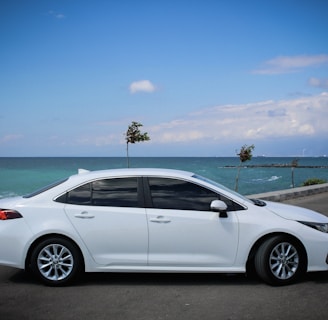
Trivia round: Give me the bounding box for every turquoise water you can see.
[0,157,327,198]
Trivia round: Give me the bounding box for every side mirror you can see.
[210,200,228,218]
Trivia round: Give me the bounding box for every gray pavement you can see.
[0,193,327,320]
[248,182,328,201]
[282,191,328,216]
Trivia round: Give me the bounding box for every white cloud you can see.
[253,54,328,74]
[129,80,156,94]
[48,10,66,19]
[159,130,206,143]
[149,92,328,144]
[77,134,119,147]
[308,77,328,89]
[69,93,328,157]
[0,134,23,144]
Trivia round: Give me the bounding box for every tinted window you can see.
[92,178,138,207]
[148,177,244,211]
[56,178,139,207]
[219,194,245,211]
[68,183,92,205]
[148,178,219,211]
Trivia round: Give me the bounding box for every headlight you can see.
[299,221,328,233]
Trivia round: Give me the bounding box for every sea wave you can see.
[0,191,20,199]
[252,176,282,183]
[268,175,282,182]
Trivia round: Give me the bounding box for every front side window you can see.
[148,177,219,211]
[148,177,244,211]
[56,177,139,207]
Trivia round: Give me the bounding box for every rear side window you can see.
[92,178,138,207]
[56,177,139,207]
[67,183,91,205]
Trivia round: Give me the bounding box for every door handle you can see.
[150,216,171,223]
[74,211,95,219]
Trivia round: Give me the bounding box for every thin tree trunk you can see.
[126,143,130,168]
[235,163,242,192]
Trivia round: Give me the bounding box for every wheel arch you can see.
[25,233,85,272]
[246,232,308,274]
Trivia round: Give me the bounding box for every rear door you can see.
[63,177,148,266]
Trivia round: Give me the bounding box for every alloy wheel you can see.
[269,242,299,280]
[37,243,74,281]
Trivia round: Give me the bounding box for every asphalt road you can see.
[282,192,328,216]
[1,193,327,320]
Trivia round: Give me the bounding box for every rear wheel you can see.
[30,237,82,286]
[255,235,306,286]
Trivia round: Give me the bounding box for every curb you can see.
[247,183,328,202]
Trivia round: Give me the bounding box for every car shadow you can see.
[305,271,328,283]
[8,268,328,287]
[8,269,259,286]
[81,272,259,286]
[8,269,39,285]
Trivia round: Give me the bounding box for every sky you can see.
[1,0,328,157]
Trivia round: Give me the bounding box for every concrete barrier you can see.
[247,183,328,202]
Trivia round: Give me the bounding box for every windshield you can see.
[23,178,68,198]
[192,174,253,204]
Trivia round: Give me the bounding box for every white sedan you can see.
[0,168,327,286]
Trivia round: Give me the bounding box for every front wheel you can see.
[254,235,307,286]
[30,237,83,286]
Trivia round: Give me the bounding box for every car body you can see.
[0,168,328,286]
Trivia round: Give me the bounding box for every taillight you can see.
[0,209,23,220]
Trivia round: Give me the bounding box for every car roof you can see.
[22,168,197,200]
[70,168,195,182]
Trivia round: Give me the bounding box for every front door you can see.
[145,177,239,267]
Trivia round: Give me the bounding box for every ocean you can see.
[0,157,327,199]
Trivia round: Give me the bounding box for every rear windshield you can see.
[23,178,69,198]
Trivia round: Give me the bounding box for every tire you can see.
[254,235,306,286]
[30,237,82,286]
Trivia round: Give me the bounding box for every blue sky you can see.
[1,0,328,157]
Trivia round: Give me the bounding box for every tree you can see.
[235,144,255,192]
[125,121,150,167]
